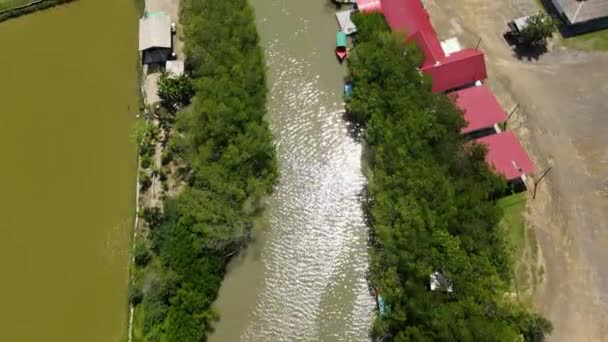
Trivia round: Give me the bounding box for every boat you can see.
[336,31,347,62]
[344,82,353,98]
[375,289,388,316]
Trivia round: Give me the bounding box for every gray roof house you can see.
[550,0,608,33]
[139,12,172,64]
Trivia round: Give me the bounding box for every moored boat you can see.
[336,31,347,62]
[344,81,353,98]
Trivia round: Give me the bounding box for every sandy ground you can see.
[139,0,183,209]
[422,0,608,341]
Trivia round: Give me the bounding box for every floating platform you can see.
[336,9,357,35]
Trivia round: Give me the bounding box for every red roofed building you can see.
[422,49,487,93]
[362,0,488,92]
[476,131,536,182]
[449,84,507,135]
[380,0,445,66]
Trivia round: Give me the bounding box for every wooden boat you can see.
[336,31,347,62]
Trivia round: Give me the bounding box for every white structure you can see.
[139,12,172,64]
[336,10,357,35]
[440,37,462,57]
[165,60,185,76]
[430,271,454,293]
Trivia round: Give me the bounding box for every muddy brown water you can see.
[209,0,375,341]
[0,0,138,341]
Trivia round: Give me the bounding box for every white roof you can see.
[139,13,171,51]
[514,16,531,31]
[166,60,184,76]
[336,10,357,35]
[440,37,462,56]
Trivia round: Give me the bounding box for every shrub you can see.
[139,172,152,191]
[141,154,153,169]
[157,71,195,110]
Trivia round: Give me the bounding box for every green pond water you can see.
[0,0,139,340]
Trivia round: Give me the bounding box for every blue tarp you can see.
[344,82,353,98]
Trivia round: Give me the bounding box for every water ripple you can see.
[240,35,375,341]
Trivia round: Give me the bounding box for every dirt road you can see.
[422,0,608,340]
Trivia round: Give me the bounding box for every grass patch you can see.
[562,29,608,51]
[498,193,527,257]
[498,193,542,300]
[0,0,31,12]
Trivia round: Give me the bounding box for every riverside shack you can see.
[139,11,172,65]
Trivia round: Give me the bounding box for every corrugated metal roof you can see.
[139,13,171,51]
[421,49,487,93]
[450,84,507,134]
[357,0,382,13]
[553,0,608,24]
[381,0,445,66]
[476,131,536,181]
[379,0,486,91]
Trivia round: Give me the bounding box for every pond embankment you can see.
[0,0,74,23]
[128,0,278,340]
[0,0,139,340]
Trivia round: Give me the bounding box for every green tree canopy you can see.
[349,12,551,341]
[521,12,557,46]
[157,71,195,110]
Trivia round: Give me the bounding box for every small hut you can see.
[139,12,172,65]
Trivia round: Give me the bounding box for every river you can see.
[0,1,138,341]
[210,0,375,341]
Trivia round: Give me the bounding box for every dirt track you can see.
[422,0,608,341]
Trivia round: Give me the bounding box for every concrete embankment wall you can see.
[0,0,75,23]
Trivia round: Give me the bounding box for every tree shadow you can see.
[512,43,548,61]
[342,111,365,142]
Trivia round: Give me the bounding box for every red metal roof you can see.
[357,0,383,13]
[377,0,488,92]
[450,85,507,134]
[381,0,445,66]
[421,49,487,92]
[476,131,536,181]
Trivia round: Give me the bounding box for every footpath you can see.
[128,0,183,340]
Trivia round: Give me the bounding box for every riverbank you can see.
[129,0,277,340]
[347,13,551,340]
[0,0,74,22]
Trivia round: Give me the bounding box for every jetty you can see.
[336,9,357,35]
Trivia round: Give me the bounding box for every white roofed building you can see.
[139,12,173,65]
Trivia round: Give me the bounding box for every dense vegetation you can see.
[521,12,557,47]
[348,13,551,341]
[133,0,277,340]
[157,71,195,111]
